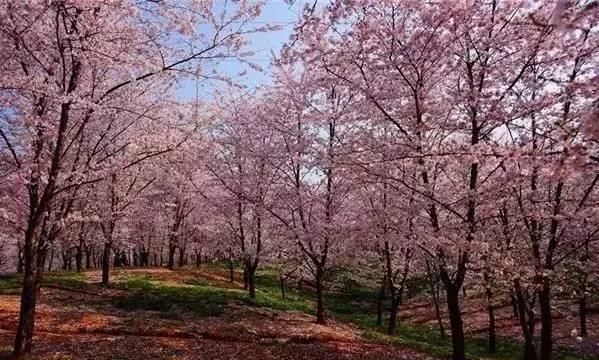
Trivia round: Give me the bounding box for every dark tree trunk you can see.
[178,246,186,267]
[47,248,54,272]
[242,266,249,290]
[17,244,24,274]
[85,246,92,269]
[13,227,45,357]
[426,260,445,338]
[279,273,286,299]
[315,267,325,324]
[243,261,257,298]
[510,293,519,319]
[539,282,552,360]
[446,286,465,360]
[195,249,201,268]
[376,275,386,327]
[579,296,587,337]
[75,241,83,273]
[101,241,111,286]
[432,289,445,338]
[387,297,400,335]
[483,270,496,353]
[167,244,176,270]
[514,281,536,360]
[228,255,234,282]
[133,249,138,267]
[62,251,68,270]
[248,268,256,299]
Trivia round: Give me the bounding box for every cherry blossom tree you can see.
[0,0,269,355]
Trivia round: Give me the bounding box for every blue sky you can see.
[178,0,305,100]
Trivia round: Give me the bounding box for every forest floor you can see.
[0,266,595,360]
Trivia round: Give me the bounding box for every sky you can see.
[177,0,306,101]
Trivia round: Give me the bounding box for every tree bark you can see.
[483,269,496,353]
[510,293,519,319]
[167,243,176,270]
[387,297,400,335]
[248,269,256,299]
[47,248,54,272]
[101,241,111,286]
[17,243,24,273]
[13,267,40,356]
[514,280,536,360]
[579,296,587,337]
[178,246,186,267]
[228,254,234,282]
[75,241,83,273]
[376,275,386,327]
[85,246,92,269]
[195,249,201,268]
[446,285,465,360]
[539,281,552,360]
[244,261,258,299]
[426,261,445,338]
[242,266,249,290]
[279,273,286,299]
[13,225,45,357]
[315,267,325,324]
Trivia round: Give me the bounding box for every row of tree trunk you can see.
[17,244,212,274]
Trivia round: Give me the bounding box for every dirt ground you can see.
[0,269,435,360]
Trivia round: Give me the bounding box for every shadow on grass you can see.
[111,276,242,317]
[112,273,315,319]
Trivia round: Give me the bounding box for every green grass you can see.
[0,273,22,294]
[112,276,243,317]
[0,271,86,294]
[43,271,86,289]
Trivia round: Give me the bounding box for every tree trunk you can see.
[167,244,176,270]
[47,248,54,272]
[85,246,92,269]
[514,280,536,360]
[579,295,587,337]
[539,281,552,360]
[432,289,445,338]
[426,260,445,338]
[248,268,256,299]
[446,286,465,360]
[17,244,24,274]
[101,241,111,286]
[178,246,186,267]
[387,297,400,335]
[243,261,257,298]
[195,249,201,268]
[13,227,43,357]
[62,251,68,270]
[376,275,386,327]
[486,290,496,353]
[75,240,83,273]
[315,267,325,324]
[510,293,519,319]
[484,271,496,353]
[279,273,286,299]
[243,266,249,290]
[229,257,234,282]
